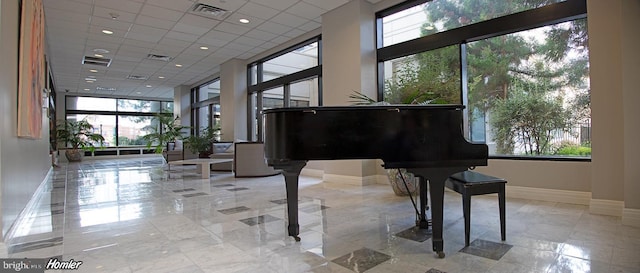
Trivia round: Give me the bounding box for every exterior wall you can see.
[0,0,52,241]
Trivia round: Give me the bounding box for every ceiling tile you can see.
[164,31,200,42]
[135,15,177,30]
[270,12,307,28]
[249,0,298,11]
[127,25,169,43]
[139,4,184,21]
[173,14,221,36]
[92,6,138,23]
[298,20,321,32]
[237,2,281,20]
[90,16,133,32]
[302,0,349,11]
[256,21,292,35]
[287,2,326,19]
[214,22,252,35]
[95,0,143,14]
[243,29,279,41]
[282,28,305,38]
[144,0,193,12]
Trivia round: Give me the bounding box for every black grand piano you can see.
[263,105,488,258]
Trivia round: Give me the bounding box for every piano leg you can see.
[418,177,429,229]
[408,167,467,259]
[276,161,307,242]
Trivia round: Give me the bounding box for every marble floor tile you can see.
[3,156,639,273]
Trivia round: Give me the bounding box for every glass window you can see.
[380,0,566,47]
[263,42,318,81]
[198,79,220,102]
[64,96,171,149]
[66,97,116,111]
[117,115,153,146]
[248,37,322,141]
[263,87,284,109]
[197,106,209,133]
[467,20,590,156]
[162,101,174,113]
[377,0,589,158]
[66,114,116,147]
[117,99,159,113]
[290,78,319,107]
[382,45,461,104]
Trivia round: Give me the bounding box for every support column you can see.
[621,0,640,227]
[321,0,378,185]
[220,58,248,141]
[587,0,627,218]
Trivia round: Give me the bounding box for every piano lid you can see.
[263,104,487,168]
[262,104,466,114]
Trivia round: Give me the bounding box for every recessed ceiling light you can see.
[83,88,90,91]
[199,46,209,50]
[94,54,104,58]
[89,69,98,73]
[239,18,250,24]
[146,85,152,88]
[102,29,113,35]
[86,80,94,83]
[175,64,182,67]
[136,91,142,94]
[158,76,165,79]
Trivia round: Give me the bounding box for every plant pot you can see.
[198,151,212,158]
[65,149,84,162]
[386,169,419,196]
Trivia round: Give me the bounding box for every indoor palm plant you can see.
[185,126,220,158]
[56,118,105,162]
[142,112,189,154]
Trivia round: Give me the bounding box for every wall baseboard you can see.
[323,173,377,186]
[622,208,640,227]
[589,199,624,217]
[506,185,591,205]
[301,168,323,178]
[4,167,53,244]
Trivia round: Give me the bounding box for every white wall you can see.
[0,0,52,241]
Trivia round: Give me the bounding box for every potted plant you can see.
[185,126,220,158]
[56,118,106,162]
[142,112,189,154]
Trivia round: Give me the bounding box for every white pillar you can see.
[220,58,247,141]
[320,0,379,185]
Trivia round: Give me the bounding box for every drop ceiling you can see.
[44,0,383,100]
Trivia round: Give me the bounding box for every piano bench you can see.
[445,171,507,247]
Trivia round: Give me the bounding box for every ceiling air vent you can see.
[146,53,172,62]
[127,75,148,80]
[82,56,111,67]
[190,3,230,20]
